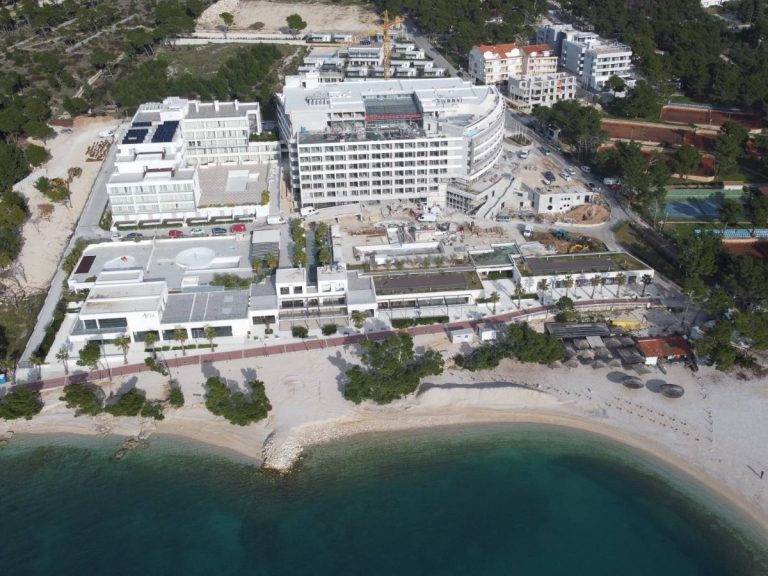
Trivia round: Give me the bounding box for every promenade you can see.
[31,297,660,390]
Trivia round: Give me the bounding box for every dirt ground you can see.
[9,116,119,291]
[661,105,761,130]
[197,0,379,33]
[561,203,610,225]
[602,119,718,152]
[530,229,607,254]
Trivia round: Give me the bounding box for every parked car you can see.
[586,182,598,192]
[565,167,576,176]
[540,146,551,156]
[517,150,529,159]
[580,165,591,173]
[189,227,205,236]
[211,227,228,236]
[230,223,247,233]
[125,232,143,240]
[495,214,511,223]
[267,216,285,225]
[543,171,556,184]
[168,229,184,238]
[110,232,121,241]
[559,172,572,181]
[523,224,533,238]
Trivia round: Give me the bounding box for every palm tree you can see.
[144,332,158,358]
[203,326,217,350]
[488,291,501,314]
[113,334,130,365]
[29,353,44,381]
[513,281,525,308]
[350,310,366,330]
[562,275,574,298]
[640,274,653,297]
[265,253,278,269]
[590,275,602,299]
[173,328,188,356]
[615,273,626,297]
[55,345,69,381]
[536,279,550,300]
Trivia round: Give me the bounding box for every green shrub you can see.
[209,273,250,289]
[144,357,168,376]
[291,326,308,338]
[321,324,337,336]
[140,402,165,420]
[204,376,271,425]
[168,387,184,408]
[105,389,146,417]
[60,383,103,416]
[0,386,43,420]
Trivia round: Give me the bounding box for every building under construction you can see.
[276,77,506,209]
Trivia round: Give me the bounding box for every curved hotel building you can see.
[276,77,505,209]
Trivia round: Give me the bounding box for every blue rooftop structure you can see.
[122,128,148,145]
[151,120,179,143]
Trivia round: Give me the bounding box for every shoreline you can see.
[6,396,768,543]
[4,335,768,545]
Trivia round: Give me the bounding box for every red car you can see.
[168,229,184,238]
[230,223,247,233]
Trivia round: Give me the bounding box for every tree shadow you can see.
[240,368,258,384]
[606,370,629,383]
[646,379,666,393]
[116,376,137,396]
[327,351,354,394]
[201,361,219,381]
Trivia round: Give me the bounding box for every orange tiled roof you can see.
[475,43,518,59]
[522,44,553,55]
[635,336,692,359]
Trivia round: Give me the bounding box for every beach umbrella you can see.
[660,384,685,398]
[592,360,607,369]
[548,360,563,369]
[634,365,652,375]
[565,358,580,368]
[622,375,644,389]
[608,359,622,367]
[575,339,590,350]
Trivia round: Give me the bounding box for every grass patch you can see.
[0,292,46,359]
[613,221,682,283]
[160,44,299,79]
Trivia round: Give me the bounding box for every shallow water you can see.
[1,425,766,575]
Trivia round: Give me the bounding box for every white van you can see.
[267,216,285,225]
[523,224,533,238]
[417,213,437,223]
[300,206,317,218]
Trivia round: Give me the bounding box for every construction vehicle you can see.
[340,10,405,80]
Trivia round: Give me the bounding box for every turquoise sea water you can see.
[1,425,767,575]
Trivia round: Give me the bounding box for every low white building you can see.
[512,252,655,297]
[507,72,577,111]
[107,97,281,224]
[532,186,594,214]
[450,328,475,344]
[476,323,499,341]
[63,236,258,350]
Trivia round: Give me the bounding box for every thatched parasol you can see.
[608,359,622,367]
[574,338,590,350]
[660,383,685,398]
[634,365,652,375]
[622,375,645,389]
[565,358,580,368]
[592,360,607,369]
[548,360,563,369]
[603,337,621,349]
[577,350,594,360]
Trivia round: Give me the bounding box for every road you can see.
[19,130,120,365]
[405,20,459,77]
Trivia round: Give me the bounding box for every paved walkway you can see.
[28,297,660,391]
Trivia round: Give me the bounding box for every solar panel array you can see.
[151,120,179,143]
[131,121,152,128]
[122,128,148,144]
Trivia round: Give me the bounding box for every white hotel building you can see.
[537,24,634,91]
[107,97,281,224]
[276,77,505,209]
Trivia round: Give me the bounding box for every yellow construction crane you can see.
[341,10,405,80]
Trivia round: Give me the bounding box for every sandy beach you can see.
[3,331,768,536]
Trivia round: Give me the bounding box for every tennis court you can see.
[665,187,745,221]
